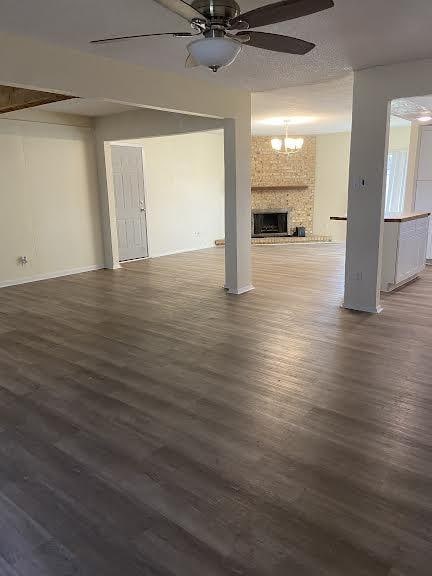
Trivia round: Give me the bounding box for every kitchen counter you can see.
[330,212,430,292]
[330,211,430,223]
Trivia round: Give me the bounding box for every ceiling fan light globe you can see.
[187,37,241,70]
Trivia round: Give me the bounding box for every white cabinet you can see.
[381,216,429,292]
[415,180,432,258]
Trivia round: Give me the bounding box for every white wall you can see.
[113,131,225,258]
[140,132,224,258]
[0,111,104,287]
[405,123,419,210]
[95,108,226,265]
[314,132,351,242]
[0,31,252,293]
[388,125,411,150]
[314,125,412,242]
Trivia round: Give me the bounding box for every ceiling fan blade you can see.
[230,0,334,30]
[153,0,206,22]
[236,31,315,54]
[226,32,250,43]
[90,31,194,44]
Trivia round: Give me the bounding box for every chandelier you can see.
[270,121,304,155]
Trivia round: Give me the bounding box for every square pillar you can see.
[94,136,121,270]
[223,117,253,294]
[344,76,390,313]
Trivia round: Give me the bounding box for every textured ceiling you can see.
[252,74,353,134]
[391,96,432,123]
[1,0,432,91]
[35,82,409,136]
[252,75,410,135]
[38,98,140,117]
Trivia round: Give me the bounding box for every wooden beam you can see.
[0,85,75,114]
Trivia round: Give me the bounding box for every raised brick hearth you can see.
[215,235,331,246]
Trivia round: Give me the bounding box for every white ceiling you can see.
[2,0,432,91]
[252,74,354,135]
[252,75,414,135]
[391,96,432,123]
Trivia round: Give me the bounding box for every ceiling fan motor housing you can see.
[191,0,241,23]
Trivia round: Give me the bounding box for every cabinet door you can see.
[416,217,429,267]
[396,240,413,283]
[396,222,416,283]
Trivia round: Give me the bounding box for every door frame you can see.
[108,141,151,266]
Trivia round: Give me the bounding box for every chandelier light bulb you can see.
[285,137,304,151]
[271,138,283,151]
[271,123,304,155]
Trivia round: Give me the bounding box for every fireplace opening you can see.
[252,210,289,237]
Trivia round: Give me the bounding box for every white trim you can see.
[141,147,151,258]
[227,284,255,295]
[119,257,149,264]
[150,245,216,258]
[0,264,105,289]
[381,273,421,293]
[341,302,383,314]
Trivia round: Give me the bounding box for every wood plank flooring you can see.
[0,243,431,575]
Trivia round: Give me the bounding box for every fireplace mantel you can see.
[252,185,308,192]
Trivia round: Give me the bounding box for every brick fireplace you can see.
[251,136,315,236]
[215,135,332,246]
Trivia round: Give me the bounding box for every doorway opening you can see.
[108,129,225,264]
[111,144,149,262]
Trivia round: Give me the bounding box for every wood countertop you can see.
[330,212,430,223]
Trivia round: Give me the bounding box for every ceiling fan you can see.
[91,0,334,72]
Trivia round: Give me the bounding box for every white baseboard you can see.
[341,301,383,314]
[0,264,105,289]
[227,284,255,295]
[150,244,215,259]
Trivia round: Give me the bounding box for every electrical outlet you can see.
[350,271,362,281]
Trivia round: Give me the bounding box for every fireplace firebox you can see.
[252,209,289,237]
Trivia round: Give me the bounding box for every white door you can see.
[111,145,148,261]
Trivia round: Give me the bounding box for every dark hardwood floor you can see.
[0,243,431,576]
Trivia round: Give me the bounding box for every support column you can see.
[344,74,390,313]
[223,117,253,294]
[94,136,121,270]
